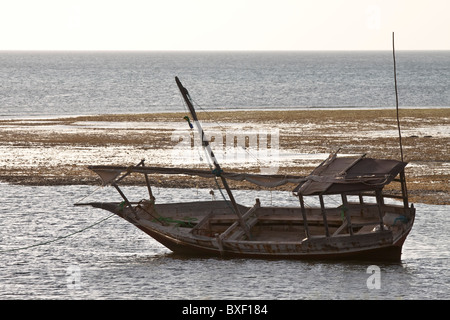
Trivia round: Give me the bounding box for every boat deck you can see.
[144,200,411,242]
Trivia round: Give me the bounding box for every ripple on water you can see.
[0,184,449,299]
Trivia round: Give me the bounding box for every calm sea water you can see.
[0,51,449,119]
[0,183,449,300]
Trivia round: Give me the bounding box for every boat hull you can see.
[135,223,410,262]
[86,200,414,262]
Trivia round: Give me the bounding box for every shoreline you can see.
[1,108,449,205]
[2,105,448,121]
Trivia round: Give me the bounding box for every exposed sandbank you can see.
[0,108,448,205]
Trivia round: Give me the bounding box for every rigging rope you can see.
[189,96,264,168]
[177,89,233,209]
[74,185,103,205]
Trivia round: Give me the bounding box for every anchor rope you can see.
[1,185,116,253]
[0,213,115,253]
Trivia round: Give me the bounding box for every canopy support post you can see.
[341,193,354,236]
[299,195,310,239]
[141,159,155,202]
[112,183,138,219]
[375,190,385,231]
[319,195,330,237]
[399,170,409,209]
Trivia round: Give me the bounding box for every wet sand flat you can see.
[0,108,448,205]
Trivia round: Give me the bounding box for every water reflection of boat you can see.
[77,77,415,261]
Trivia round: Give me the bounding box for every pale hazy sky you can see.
[0,0,449,51]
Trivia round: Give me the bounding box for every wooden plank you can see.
[218,200,261,240]
[189,211,215,234]
[382,194,407,199]
[228,216,259,240]
[332,220,348,236]
[257,215,341,223]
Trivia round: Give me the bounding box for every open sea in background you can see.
[0,51,449,301]
[0,51,449,118]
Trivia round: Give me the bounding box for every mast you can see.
[392,32,404,162]
[175,76,251,239]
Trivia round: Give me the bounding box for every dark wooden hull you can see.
[88,201,414,262]
[134,216,412,262]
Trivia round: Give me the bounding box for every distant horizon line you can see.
[1,49,449,52]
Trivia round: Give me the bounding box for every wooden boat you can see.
[77,77,415,261]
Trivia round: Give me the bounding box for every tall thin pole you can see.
[392,32,404,162]
[392,33,409,209]
[175,77,251,239]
